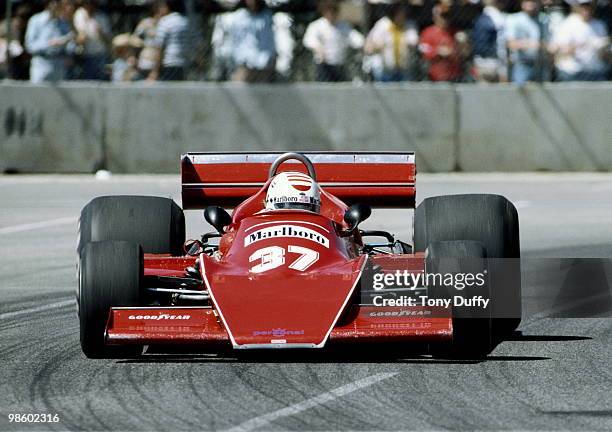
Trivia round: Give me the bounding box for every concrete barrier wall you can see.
[457,84,612,171]
[1,82,611,173]
[0,83,105,172]
[104,84,456,173]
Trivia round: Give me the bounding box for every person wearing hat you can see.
[550,0,610,81]
[111,33,143,82]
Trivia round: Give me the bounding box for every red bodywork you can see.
[105,152,453,350]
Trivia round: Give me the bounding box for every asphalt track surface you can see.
[1,173,612,431]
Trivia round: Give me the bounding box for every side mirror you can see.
[344,203,372,232]
[204,206,232,234]
[184,239,204,256]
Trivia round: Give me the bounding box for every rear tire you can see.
[426,240,492,358]
[78,241,143,358]
[78,195,185,256]
[414,194,521,337]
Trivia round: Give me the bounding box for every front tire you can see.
[414,194,521,337]
[78,195,185,256]
[426,240,492,358]
[78,241,143,358]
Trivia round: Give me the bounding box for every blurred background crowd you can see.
[1,0,611,83]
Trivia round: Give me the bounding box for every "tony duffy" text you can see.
[373,295,490,309]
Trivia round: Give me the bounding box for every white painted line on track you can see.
[0,217,75,235]
[225,372,398,432]
[0,299,74,320]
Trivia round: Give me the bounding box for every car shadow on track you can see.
[507,331,592,342]
[541,410,612,417]
[116,346,551,365]
[117,355,551,365]
[112,330,595,364]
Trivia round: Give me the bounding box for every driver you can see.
[265,171,321,213]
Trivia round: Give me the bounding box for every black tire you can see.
[78,195,185,256]
[414,194,521,335]
[78,241,143,358]
[426,240,493,358]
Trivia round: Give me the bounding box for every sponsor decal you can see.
[268,195,317,205]
[128,314,191,320]
[371,322,432,329]
[286,172,314,192]
[252,328,305,337]
[369,310,432,317]
[245,225,329,248]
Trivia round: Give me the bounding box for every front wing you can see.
[105,305,452,348]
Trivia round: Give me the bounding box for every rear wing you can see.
[181,152,416,209]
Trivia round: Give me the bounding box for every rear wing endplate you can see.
[181,152,416,209]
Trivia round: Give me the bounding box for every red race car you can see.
[77,152,521,359]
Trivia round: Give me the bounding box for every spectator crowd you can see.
[1,0,611,83]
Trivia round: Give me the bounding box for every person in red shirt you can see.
[419,3,470,81]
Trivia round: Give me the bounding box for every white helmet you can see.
[265,171,321,213]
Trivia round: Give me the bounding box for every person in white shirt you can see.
[225,0,277,83]
[273,12,295,81]
[364,2,419,82]
[550,0,610,81]
[73,0,111,80]
[303,0,364,82]
[211,12,235,81]
[212,7,293,82]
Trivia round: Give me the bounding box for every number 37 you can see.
[249,245,319,273]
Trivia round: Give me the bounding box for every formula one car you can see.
[77,152,521,359]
